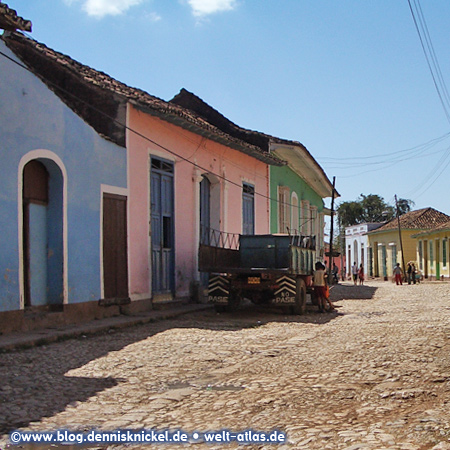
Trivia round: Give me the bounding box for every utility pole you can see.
[328,176,336,279]
[395,194,406,280]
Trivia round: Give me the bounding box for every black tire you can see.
[214,304,226,313]
[225,290,241,312]
[292,277,307,315]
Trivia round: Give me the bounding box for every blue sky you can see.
[6,0,450,219]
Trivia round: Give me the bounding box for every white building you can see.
[345,223,384,279]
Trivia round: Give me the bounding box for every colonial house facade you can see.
[170,89,335,265]
[345,223,384,279]
[367,208,450,280]
[413,220,450,280]
[1,27,128,332]
[1,6,334,333]
[269,142,335,263]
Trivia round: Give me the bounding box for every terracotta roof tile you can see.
[3,33,284,165]
[170,88,332,186]
[369,208,450,233]
[0,2,31,32]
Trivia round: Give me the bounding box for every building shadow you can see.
[0,300,342,437]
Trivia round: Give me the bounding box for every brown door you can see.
[103,193,128,299]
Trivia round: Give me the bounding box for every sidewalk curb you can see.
[0,304,212,353]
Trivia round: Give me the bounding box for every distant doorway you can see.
[22,159,64,308]
[436,240,440,280]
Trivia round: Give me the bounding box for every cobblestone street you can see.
[1,280,450,450]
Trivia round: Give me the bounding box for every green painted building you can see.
[269,141,335,262]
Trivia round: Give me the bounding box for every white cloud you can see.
[69,0,144,18]
[187,0,237,17]
[146,11,162,22]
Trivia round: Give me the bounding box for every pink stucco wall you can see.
[127,105,269,299]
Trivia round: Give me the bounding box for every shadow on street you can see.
[0,288,371,436]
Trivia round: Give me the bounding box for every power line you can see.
[0,39,328,229]
[318,131,450,163]
[407,0,450,125]
[403,144,450,199]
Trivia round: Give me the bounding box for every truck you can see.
[198,231,316,314]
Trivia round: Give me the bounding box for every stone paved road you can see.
[1,281,450,450]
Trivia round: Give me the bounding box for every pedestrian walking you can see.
[411,263,417,284]
[393,263,403,285]
[407,262,412,285]
[332,263,339,284]
[352,262,358,285]
[358,264,364,285]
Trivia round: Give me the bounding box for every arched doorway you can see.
[22,158,64,308]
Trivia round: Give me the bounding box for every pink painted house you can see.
[127,102,284,303]
[5,32,284,311]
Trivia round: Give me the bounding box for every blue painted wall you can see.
[0,39,127,312]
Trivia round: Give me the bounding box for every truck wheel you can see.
[292,277,307,315]
[225,291,241,312]
[214,304,226,313]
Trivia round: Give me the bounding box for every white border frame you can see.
[18,150,68,309]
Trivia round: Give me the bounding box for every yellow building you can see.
[367,208,450,280]
[413,220,450,280]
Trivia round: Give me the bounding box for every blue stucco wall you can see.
[0,39,127,312]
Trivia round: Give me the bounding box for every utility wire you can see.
[403,144,450,199]
[0,39,324,230]
[318,131,450,163]
[407,0,450,125]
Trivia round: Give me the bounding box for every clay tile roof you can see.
[3,32,284,166]
[0,2,32,32]
[170,88,333,190]
[369,207,450,233]
[411,218,450,237]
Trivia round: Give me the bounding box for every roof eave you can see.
[412,227,450,238]
[131,101,286,166]
[270,142,338,198]
[0,4,32,32]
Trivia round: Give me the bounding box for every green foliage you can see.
[396,198,415,216]
[337,194,414,228]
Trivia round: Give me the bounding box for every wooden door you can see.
[199,176,211,286]
[103,193,128,299]
[23,160,49,307]
[150,158,174,294]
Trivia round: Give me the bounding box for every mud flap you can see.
[208,275,230,304]
[272,276,296,305]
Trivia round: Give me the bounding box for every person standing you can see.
[313,262,335,312]
[393,263,403,285]
[358,263,364,285]
[352,262,358,285]
[407,263,412,284]
[332,263,339,284]
[411,263,417,284]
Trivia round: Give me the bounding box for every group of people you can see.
[351,262,365,285]
[393,262,418,285]
[313,261,336,313]
[313,259,420,312]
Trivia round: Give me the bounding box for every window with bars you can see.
[277,186,290,234]
[301,200,310,235]
[291,192,299,234]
